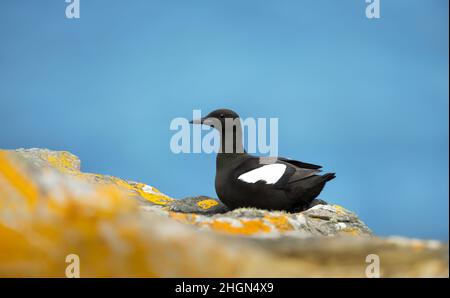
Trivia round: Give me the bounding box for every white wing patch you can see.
[237,164,287,184]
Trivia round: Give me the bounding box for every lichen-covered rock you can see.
[11,148,370,238]
[0,148,447,277]
[156,204,372,237]
[10,148,175,207]
[169,196,229,215]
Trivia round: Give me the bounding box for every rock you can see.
[169,196,230,215]
[160,203,372,237]
[11,148,175,207]
[0,148,447,277]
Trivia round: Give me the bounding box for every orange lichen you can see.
[205,219,272,236]
[169,212,197,224]
[197,199,219,210]
[264,215,294,232]
[0,151,39,208]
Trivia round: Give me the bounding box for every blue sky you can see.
[0,0,448,240]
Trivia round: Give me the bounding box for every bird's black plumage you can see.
[190,108,336,212]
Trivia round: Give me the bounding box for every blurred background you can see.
[0,0,448,240]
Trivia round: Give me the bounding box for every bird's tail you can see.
[321,172,336,182]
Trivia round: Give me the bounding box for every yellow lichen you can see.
[205,219,272,235]
[23,149,175,206]
[197,199,219,210]
[0,150,181,277]
[0,150,160,277]
[89,176,174,206]
[45,152,79,173]
[333,205,345,215]
[1,149,446,278]
[135,183,174,206]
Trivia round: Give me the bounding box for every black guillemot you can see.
[190,108,335,212]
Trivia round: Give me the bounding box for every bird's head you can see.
[189,108,240,130]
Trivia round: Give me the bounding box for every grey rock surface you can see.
[169,196,230,214]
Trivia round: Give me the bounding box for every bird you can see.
[189,108,335,212]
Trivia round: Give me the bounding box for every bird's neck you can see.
[219,120,245,155]
[216,120,247,170]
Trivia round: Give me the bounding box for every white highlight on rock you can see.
[142,184,171,198]
[238,164,286,184]
[336,223,347,230]
[142,185,157,194]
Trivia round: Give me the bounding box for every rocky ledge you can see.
[0,148,447,277]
